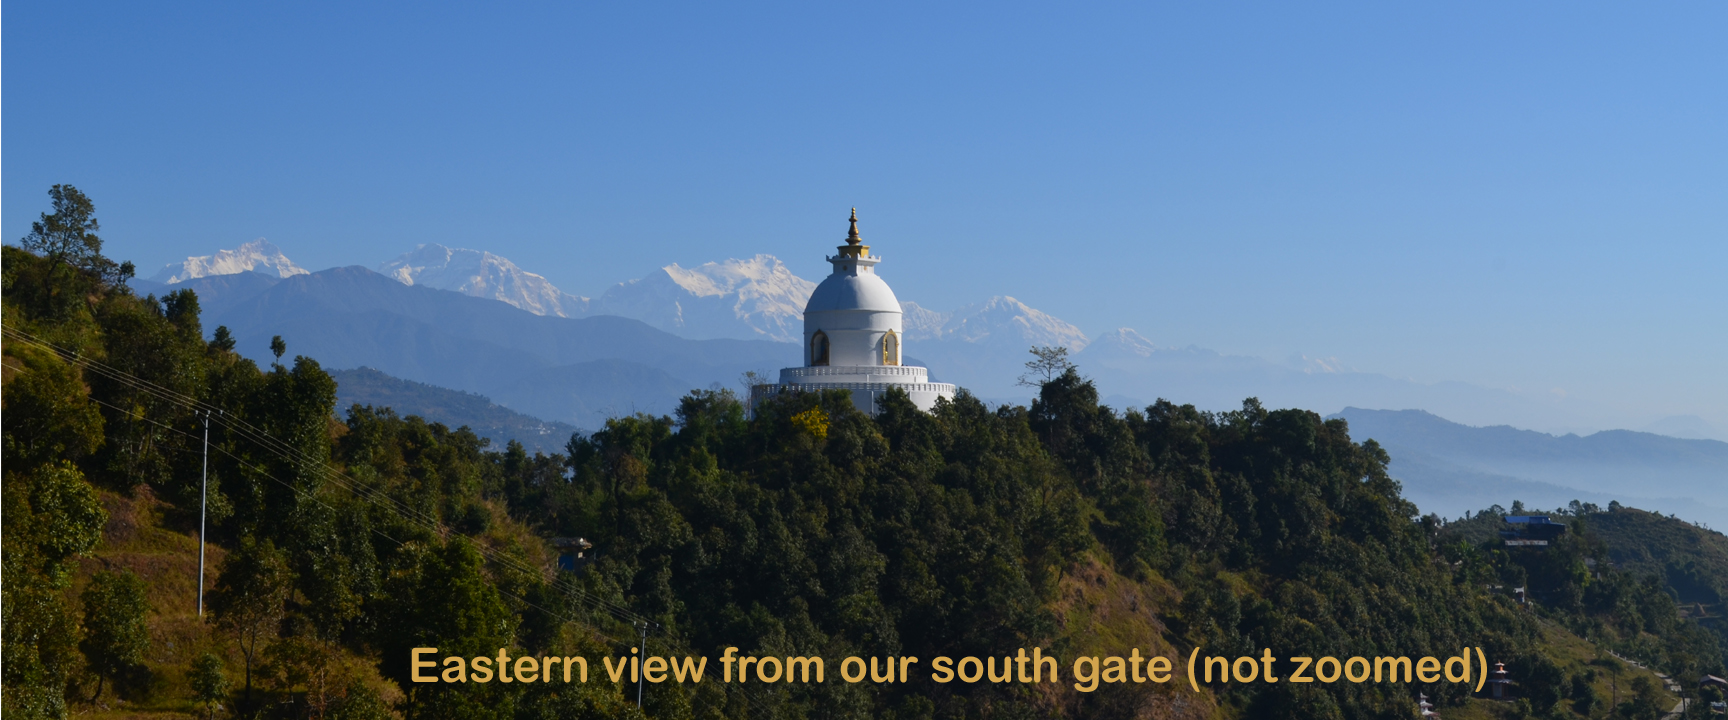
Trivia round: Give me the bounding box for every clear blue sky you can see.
[6,2,1724,431]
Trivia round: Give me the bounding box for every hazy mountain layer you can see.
[1074,342,1621,439]
[1642,414,1726,442]
[131,269,281,306]
[329,367,581,454]
[184,266,796,428]
[1333,407,1728,528]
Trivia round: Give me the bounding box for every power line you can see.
[70,380,665,657]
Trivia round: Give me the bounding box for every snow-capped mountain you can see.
[1287,354,1351,374]
[1080,328,1158,363]
[595,255,815,343]
[899,301,951,340]
[376,244,591,318]
[371,244,1085,350]
[373,248,814,342]
[900,296,1089,351]
[151,239,308,284]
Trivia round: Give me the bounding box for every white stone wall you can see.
[804,309,903,367]
[780,365,928,383]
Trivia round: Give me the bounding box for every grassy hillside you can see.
[329,367,581,454]
[69,488,405,718]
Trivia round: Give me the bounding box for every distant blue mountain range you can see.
[137,267,795,429]
[1332,408,1728,529]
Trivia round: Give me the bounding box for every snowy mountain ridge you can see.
[596,255,815,343]
[158,240,1103,353]
[911,295,1090,351]
[151,238,308,284]
[377,244,591,318]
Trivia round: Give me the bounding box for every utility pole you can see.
[636,621,649,707]
[197,410,210,617]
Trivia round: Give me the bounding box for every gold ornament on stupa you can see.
[838,207,870,258]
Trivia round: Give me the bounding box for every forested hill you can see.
[1588,509,1728,608]
[3,200,1721,720]
[328,367,580,454]
[1444,503,1728,664]
[1443,504,1728,644]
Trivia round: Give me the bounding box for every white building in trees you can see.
[755,210,957,415]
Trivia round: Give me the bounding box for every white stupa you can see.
[756,209,957,415]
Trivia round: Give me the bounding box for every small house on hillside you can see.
[551,537,593,572]
[1502,516,1567,547]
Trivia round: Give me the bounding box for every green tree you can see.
[1,461,108,719]
[210,325,237,353]
[1016,344,1076,387]
[374,538,516,718]
[326,680,392,720]
[18,184,132,290]
[190,652,230,720]
[0,312,107,714]
[10,462,108,582]
[87,288,211,495]
[1572,671,1601,715]
[1,345,105,469]
[162,288,203,340]
[1622,674,1665,719]
[79,570,152,701]
[20,184,96,274]
[209,537,292,713]
[262,636,346,718]
[1515,653,1567,713]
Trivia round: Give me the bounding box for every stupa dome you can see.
[751,209,957,415]
[805,270,900,313]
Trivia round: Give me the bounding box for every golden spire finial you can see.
[835,207,871,259]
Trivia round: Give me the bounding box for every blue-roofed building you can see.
[1502,515,1568,547]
